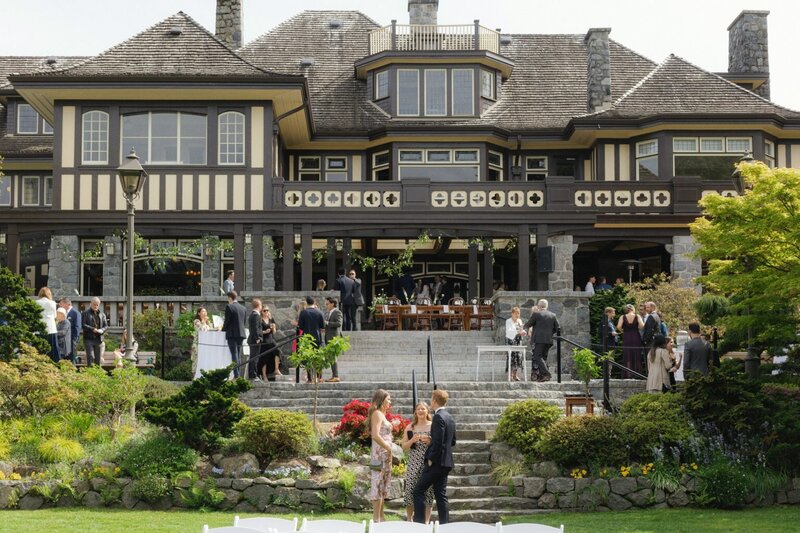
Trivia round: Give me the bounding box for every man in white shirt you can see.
[223,270,235,294]
[584,275,596,295]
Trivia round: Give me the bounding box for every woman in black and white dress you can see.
[401,402,434,523]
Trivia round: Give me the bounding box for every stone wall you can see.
[584,28,612,112]
[666,235,701,291]
[215,0,242,49]
[47,235,80,296]
[408,0,438,25]
[102,235,123,297]
[728,10,770,98]
[547,235,576,292]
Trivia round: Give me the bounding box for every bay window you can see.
[452,69,474,116]
[398,70,420,116]
[635,139,659,179]
[425,70,447,116]
[673,136,753,180]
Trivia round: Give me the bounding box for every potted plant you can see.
[572,347,603,414]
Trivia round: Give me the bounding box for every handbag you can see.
[369,459,384,471]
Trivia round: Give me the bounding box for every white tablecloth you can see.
[195,330,249,379]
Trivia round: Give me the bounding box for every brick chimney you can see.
[728,10,770,98]
[585,28,612,113]
[216,0,242,49]
[409,0,439,25]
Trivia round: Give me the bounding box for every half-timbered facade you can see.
[1,1,798,302]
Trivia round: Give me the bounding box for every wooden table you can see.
[378,304,479,331]
[475,345,528,381]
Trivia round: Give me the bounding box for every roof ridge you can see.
[609,38,657,68]
[240,10,380,51]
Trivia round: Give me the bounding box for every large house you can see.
[0,1,797,304]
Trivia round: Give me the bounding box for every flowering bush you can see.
[333,399,410,445]
[262,465,310,480]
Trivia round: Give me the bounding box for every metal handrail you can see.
[427,335,438,390]
[556,334,647,380]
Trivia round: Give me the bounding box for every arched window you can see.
[218,111,245,165]
[82,110,109,164]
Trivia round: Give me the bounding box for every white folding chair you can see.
[436,521,501,533]
[369,520,434,533]
[500,523,564,533]
[300,518,366,533]
[202,526,264,533]
[233,516,299,532]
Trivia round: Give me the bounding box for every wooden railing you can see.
[369,21,500,55]
[71,296,228,328]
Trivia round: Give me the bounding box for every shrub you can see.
[0,349,76,418]
[120,432,199,479]
[61,413,96,438]
[141,375,180,402]
[617,393,695,461]
[537,415,627,467]
[233,409,314,467]
[163,359,193,382]
[494,399,561,457]
[0,266,50,359]
[0,434,9,460]
[697,461,749,509]
[332,399,409,445]
[588,284,632,349]
[627,273,700,333]
[131,475,172,502]
[142,367,251,454]
[38,437,84,463]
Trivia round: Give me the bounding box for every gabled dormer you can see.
[354,0,513,119]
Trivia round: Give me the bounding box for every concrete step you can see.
[448,496,534,511]
[447,485,510,499]
[448,474,494,487]
[452,463,492,476]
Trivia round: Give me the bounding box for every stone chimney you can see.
[585,28,612,113]
[409,0,439,25]
[216,0,242,49]
[728,10,770,98]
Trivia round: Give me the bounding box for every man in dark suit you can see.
[523,299,560,382]
[349,268,365,331]
[414,389,456,525]
[246,298,263,381]
[298,296,325,382]
[683,322,711,376]
[334,268,356,331]
[323,296,343,382]
[59,297,81,362]
[222,291,247,378]
[641,301,662,347]
[81,297,108,367]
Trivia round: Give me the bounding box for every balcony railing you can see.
[369,21,500,55]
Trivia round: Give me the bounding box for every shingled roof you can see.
[586,55,800,119]
[0,104,53,157]
[19,12,276,80]
[0,56,86,89]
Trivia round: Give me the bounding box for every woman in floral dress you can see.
[402,402,434,523]
[368,388,394,523]
[191,307,214,376]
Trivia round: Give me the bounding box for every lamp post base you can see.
[744,348,760,379]
[124,347,137,362]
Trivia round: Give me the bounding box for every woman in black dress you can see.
[259,307,278,381]
[617,304,644,378]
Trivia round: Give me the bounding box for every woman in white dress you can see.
[35,287,58,361]
[504,306,527,381]
[646,335,672,393]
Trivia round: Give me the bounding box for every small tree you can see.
[290,334,351,426]
[0,266,50,359]
[0,346,76,418]
[626,273,700,333]
[142,366,251,454]
[572,347,602,405]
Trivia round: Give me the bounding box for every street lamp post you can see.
[117,149,148,362]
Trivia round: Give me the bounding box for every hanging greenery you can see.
[347,231,432,278]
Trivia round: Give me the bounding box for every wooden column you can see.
[282,224,294,291]
[468,241,478,301]
[326,238,336,289]
[343,238,352,273]
[301,225,313,292]
[5,225,19,275]
[536,224,549,291]
[482,240,493,298]
[233,224,245,294]
[517,224,530,291]
[251,224,263,292]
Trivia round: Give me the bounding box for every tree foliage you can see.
[626,273,700,333]
[0,346,76,418]
[0,266,50,359]
[290,334,351,425]
[690,163,800,348]
[142,366,251,455]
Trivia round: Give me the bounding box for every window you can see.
[454,150,478,162]
[427,150,451,163]
[44,177,53,206]
[672,136,755,180]
[0,176,11,206]
[375,70,389,100]
[526,156,547,181]
[372,150,391,181]
[81,239,104,296]
[636,140,659,179]
[488,150,503,181]
[82,110,109,164]
[452,69,474,116]
[398,148,480,181]
[17,103,39,134]
[764,140,775,168]
[121,112,207,165]
[425,70,447,116]
[397,70,420,116]
[325,157,348,181]
[480,70,495,99]
[399,150,423,163]
[218,111,245,165]
[42,121,53,135]
[22,177,40,206]
[298,156,321,181]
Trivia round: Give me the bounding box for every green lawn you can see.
[0,507,799,532]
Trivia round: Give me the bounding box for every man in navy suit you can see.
[222,291,247,378]
[414,389,456,524]
[59,297,81,362]
[334,268,356,331]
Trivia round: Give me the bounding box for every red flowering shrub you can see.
[333,399,410,445]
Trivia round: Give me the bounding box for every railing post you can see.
[427,336,431,383]
[556,327,562,383]
[412,369,418,408]
[391,20,397,51]
[160,325,166,380]
[711,326,720,368]
[601,320,610,413]
[473,20,480,50]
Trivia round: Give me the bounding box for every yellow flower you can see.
[0,471,5,480]
[9,473,21,480]
[691,463,698,470]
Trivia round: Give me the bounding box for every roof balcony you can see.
[369,21,500,55]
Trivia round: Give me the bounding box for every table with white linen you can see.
[195,330,249,379]
[475,345,527,381]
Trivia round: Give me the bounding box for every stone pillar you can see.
[547,235,577,292]
[101,235,123,297]
[408,0,438,25]
[244,246,254,292]
[584,28,612,112]
[301,226,313,292]
[728,10,770,98]
[215,0,242,49]
[517,225,530,291]
[202,244,221,297]
[667,235,702,291]
[262,236,276,291]
[47,235,80,297]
